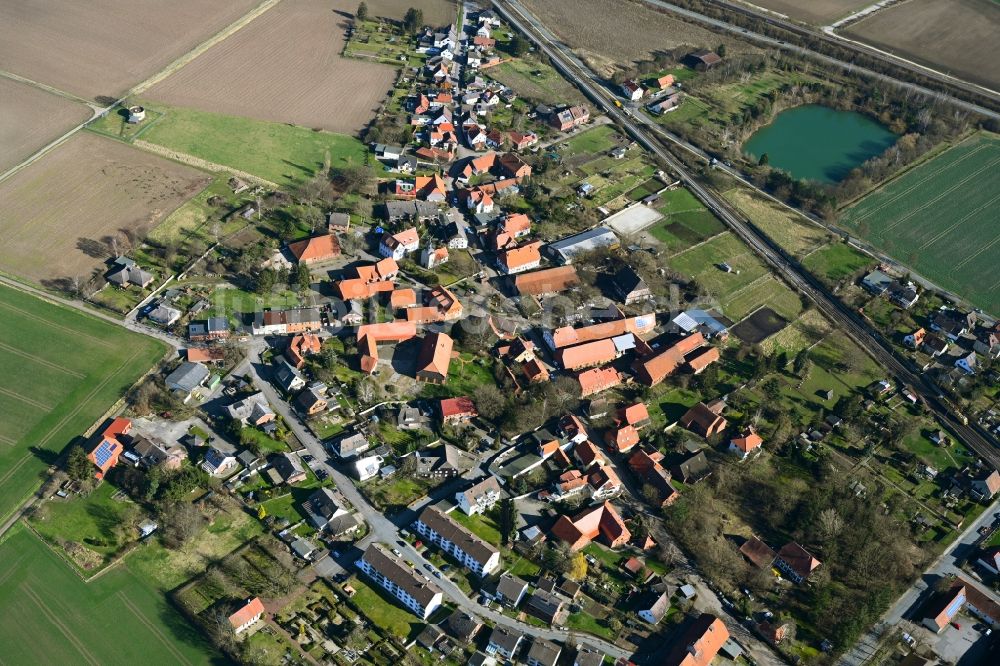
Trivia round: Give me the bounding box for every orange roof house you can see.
[415,332,453,383]
[633,333,706,386]
[286,333,322,368]
[498,152,532,180]
[522,358,550,383]
[548,315,656,349]
[228,597,266,635]
[618,403,650,429]
[513,266,579,297]
[497,241,542,274]
[661,614,729,666]
[550,501,631,551]
[729,427,763,460]
[686,346,720,374]
[390,288,418,309]
[287,234,341,264]
[88,417,132,479]
[656,73,676,88]
[440,396,477,422]
[557,338,619,371]
[462,152,497,179]
[605,424,640,453]
[679,400,727,437]
[357,321,418,374]
[355,258,399,283]
[337,278,395,301]
[186,347,225,364]
[775,542,821,583]
[577,366,622,397]
[415,173,447,201]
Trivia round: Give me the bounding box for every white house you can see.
[228,597,265,635]
[356,544,443,619]
[456,476,502,515]
[379,228,420,260]
[353,455,382,481]
[414,506,501,576]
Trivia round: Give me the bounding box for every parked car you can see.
[952,622,962,630]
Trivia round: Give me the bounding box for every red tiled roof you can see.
[606,425,640,453]
[550,501,631,551]
[633,333,705,386]
[287,333,322,367]
[416,332,453,380]
[687,346,720,373]
[551,315,655,349]
[228,597,265,630]
[499,241,542,271]
[731,427,763,454]
[513,266,579,296]
[777,542,821,580]
[390,288,417,309]
[440,396,477,419]
[577,366,621,397]
[662,615,729,666]
[288,234,341,263]
[619,403,649,427]
[558,339,618,371]
[186,347,225,363]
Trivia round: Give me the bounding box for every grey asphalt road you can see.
[240,345,632,659]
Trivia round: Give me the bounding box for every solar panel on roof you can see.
[93,440,117,467]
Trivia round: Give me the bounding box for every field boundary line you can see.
[0,341,85,379]
[848,143,989,224]
[133,140,280,188]
[0,299,114,349]
[126,0,284,98]
[667,230,731,259]
[0,454,32,489]
[21,584,101,666]
[918,191,1000,252]
[118,591,194,666]
[0,434,15,446]
[880,157,1000,234]
[0,70,98,109]
[0,387,51,411]
[34,349,143,452]
[954,231,1000,271]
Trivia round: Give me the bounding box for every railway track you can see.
[493,0,1000,469]
[679,0,1000,110]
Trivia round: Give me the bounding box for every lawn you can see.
[723,276,803,322]
[451,510,502,544]
[802,242,874,284]
[0,525,219,664]
[567,610,616,642]
[362,475,433,510]
[30,482,135,567]
[139,103,369,187]
[723,188,829,257]
[347,575,423,640]
[420,353,496,399]
[838,131,1000,315]
[647,188,726,251]
[0,284,167,525]
[562,125,619,156]
[486,56,586,106]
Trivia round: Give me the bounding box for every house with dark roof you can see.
[302,487,350,531]
[493,572,528,608]
[165,362,210,399]
[271,452,307,485]
[188,317,229,341]
[414,506,500,576]
[923,584,967,632]
[637,587,670,624]
[356,544,443,619]
[525,637,562,666]
[739,536,776,569]
[106,256,154,289]
[673,451,711,484]
[415,444,474,478]
[444,610,482,643]
[331,431,370,459]
[486,625,524,660]
[525,589,567,625]
[612,266,651,304]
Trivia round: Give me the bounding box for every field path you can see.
[0,0,284,185]
[20,585,101,666]
[0,341,85,379]
[117,591,194,666]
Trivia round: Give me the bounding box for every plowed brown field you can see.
[0,0,261,100]
[0,133,209,286]
[520,0,759,75]
[0,78,92,174]
[146,0,399,134]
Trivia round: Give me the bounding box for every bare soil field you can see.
[361,0,456,25]
[520,0,759,76]
[0,133,209,287]
[737,0,872,25]
[0,0,261,101]
[0,77,92,174]
[146,0,397,135]
[843,0,1000,91]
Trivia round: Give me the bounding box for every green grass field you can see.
[487,56,586,106]
[839,132,1000,315]
[140,103,368,187]
[0,285,166,523]
[802,242,873,283]
[648,188,725,250]
[0,525,218,664]
[561,125,619,156]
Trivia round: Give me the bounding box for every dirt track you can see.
[0,77,91,174]
[146,0,398,135]
[0,133,209,286]
[0,0,261,100]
